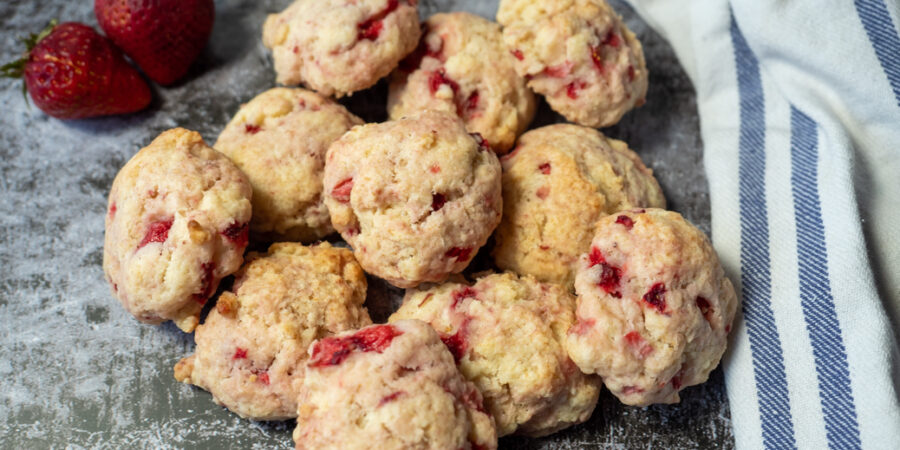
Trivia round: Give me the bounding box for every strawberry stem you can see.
[0,59,25,79]
[30,19,59,50]
[1,19,58,105]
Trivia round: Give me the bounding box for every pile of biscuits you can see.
[103,1,738,448]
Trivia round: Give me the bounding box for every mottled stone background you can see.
[0,0,732,448]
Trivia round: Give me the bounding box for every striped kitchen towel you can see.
[627,0,900,448]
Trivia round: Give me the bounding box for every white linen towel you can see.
[626,0,900,448]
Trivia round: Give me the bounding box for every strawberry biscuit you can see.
[497,0,648,127]
[392,272,601,437]
[323,111,503,288]
[388,12,535,153]
[103,128,252,332]
[173,242,371,420]
[293,320,497,450]
[492,124,664,289]
[215,88,363,242]
[565,209,738,406]
[263,0,421,97]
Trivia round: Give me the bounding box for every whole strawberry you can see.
[96,0,215,85]
[1,21,151,120]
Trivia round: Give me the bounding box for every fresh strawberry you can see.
[95,0,215,85]
[1,20,151,120]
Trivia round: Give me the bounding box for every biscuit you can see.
[323,111,502,288]
[388,12,535,153]
[293,320,497,449]
[392,272,601,437]
[103,128,252,332]
[215,88,363,242]
[497,0,648,127]
[263,0,421,97]
[492,124,664,289]
[565,209,738,406]
[174,242,371,420]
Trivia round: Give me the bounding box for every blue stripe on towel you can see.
[789,108,863,450]
[855,0,900,106]
[730,14,798,449]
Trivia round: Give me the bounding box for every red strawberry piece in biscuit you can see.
[308,325,403,367]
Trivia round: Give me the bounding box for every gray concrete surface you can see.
[0,0,733,448]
